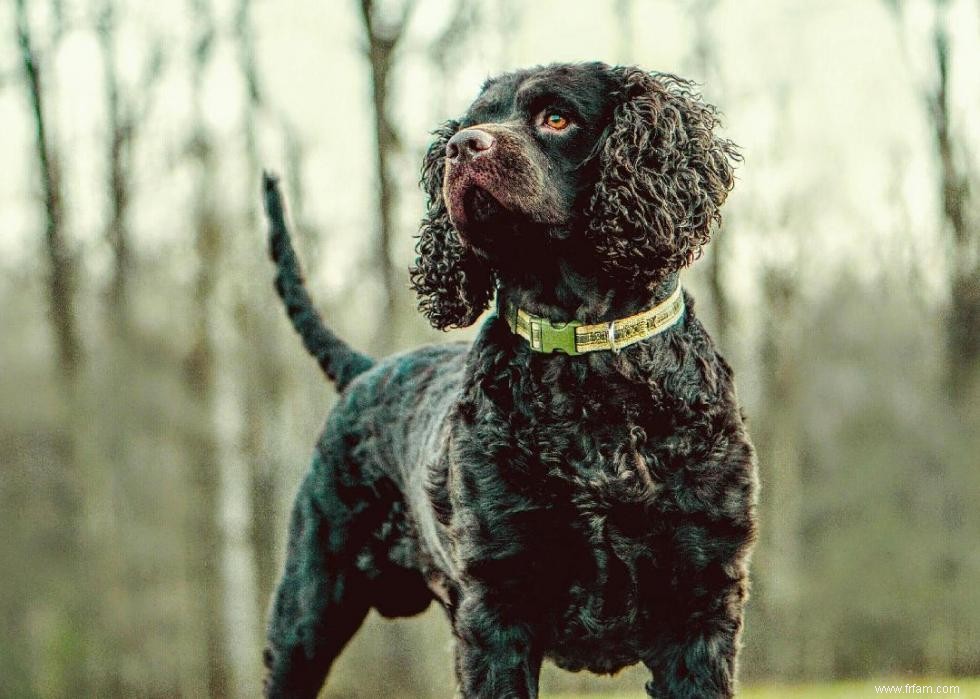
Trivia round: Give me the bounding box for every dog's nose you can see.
[446,129,495,162]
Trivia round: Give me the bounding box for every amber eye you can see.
[543,112,570,131]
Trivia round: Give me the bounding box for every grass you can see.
[550,677,980,698]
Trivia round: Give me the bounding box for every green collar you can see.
[504,285,685,355]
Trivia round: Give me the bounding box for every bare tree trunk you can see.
[14,1,93,693]
[97,2,131,338]
[687,0,732,347]
[359,0,415,351]
[16,0,79,381]
[183,199,231,699]
[615,0,633,63]
[928,17,979,400]
[96,1,161,337]
[923,8,973,671]
[92,5,169,689]
[234,0,283,623]
[92,4,132,687]
[886,0,979,401]
[183,2,231,694]
[758,269,804,680]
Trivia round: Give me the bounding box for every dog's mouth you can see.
[444,171,512,232]
[463,186,504,225]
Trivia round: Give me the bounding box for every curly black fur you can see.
[585,68,741,284]
[410,120,496,330]
[263,62,757,699]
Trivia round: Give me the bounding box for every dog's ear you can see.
[410,120,494,330]
[587,67,740,282]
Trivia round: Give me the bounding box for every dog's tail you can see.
[262,172,374,390]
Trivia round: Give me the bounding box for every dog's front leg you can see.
[641,578,748,699]
[452,584,543,699]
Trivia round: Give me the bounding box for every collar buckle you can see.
[526,315,582,355]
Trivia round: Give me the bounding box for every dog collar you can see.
[505,285,685,355]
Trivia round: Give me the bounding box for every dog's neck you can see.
[494,253,681,326]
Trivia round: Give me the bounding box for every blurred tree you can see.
[615,0,634,64]
[14,0,78,383]
[923,6,975,672]
[96,0,164,339]
[885,0,980,400]
[181,0,231,694]
[234,0,285,624]
[92,4,167,690]
[686,0,734,348]
[757,267,805,678]
[13,0,93,693]
[734,81,808,680]
[926,9,979,401]
[359,0,416,350]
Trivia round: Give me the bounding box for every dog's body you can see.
[263,62,757,699]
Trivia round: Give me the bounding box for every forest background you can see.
[2,0,979,696]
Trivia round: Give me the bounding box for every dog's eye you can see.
[542,112,570,131]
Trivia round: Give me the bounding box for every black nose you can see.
[446,129,495,162]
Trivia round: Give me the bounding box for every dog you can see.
[261,61,757,699]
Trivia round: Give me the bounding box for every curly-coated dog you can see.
[262,62,758,699]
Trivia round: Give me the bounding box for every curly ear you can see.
[587,67,741,282]
[410,120,494,330]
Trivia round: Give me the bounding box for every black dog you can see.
[262,62,757,699]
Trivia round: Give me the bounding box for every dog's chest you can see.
[506,366,673,504]
[438,339,753,675]
[461,366,683,637]
[512,403,675,672]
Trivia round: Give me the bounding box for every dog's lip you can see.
[443,167,511,229]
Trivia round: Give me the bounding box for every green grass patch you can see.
[548,677,980,698]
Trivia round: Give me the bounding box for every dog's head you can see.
[411,62,740,330]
